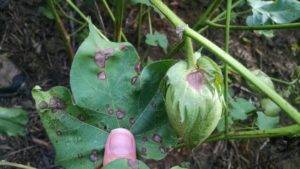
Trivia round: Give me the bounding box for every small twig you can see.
[114,0,124,42]
[48,0,74,62]
[148,9,153,35]
[206,20,300,30]
[32,137,52,149]
[70,22,88,36]
[0,160,36,169]
[270,77,297,85]
[94,0,106,34]
[4,146,36,158]
[65,0,109,41]
[101,0,127,41]
[137,4,144,50]
[54,1,85,25]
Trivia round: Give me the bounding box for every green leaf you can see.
[256,111,279,130]
[0,107,28,136]
[171,166,188,169]
[32,86,109,169]
[246,0,300,25]
[70,21,177,160]
[38,5,54,20]
[130,0,151,6]
[145,31,168,51]
[229,98,256,120]
[103,159,149,169]
[260,98,281,117]
[216,115,233,132]
[254,30,274,38]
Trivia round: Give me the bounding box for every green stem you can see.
[137,4,144,50]
[101,0,127,41]
[224,0,233,136]
[166,0,245,58]
[206,124,300,142]
[54,1,85,25]
[194,0,222,30]
[270,77,297,86]
[48,0,74,62]
[0,160,36,169]
[206,21,300,30]
[115,0,124,42]
[150,0,300,124]
[102,0,115,22]
[184,37,195,68]
[65,0,109,41]
[148,9,153,34]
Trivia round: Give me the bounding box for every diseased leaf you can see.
[230,98,256,120]
[32,86,109,169]
[0,107,28,136]
[246,0,300,25]
[70,21,177,160]
[103,159,149,169]
[256,111,279,130]
[145,31,168,51]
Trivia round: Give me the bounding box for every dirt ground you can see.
[0,0,299,169]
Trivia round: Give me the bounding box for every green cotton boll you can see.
[247,69,275,93]
[165,56,224,147]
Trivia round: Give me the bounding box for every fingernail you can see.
[103,128,136,166]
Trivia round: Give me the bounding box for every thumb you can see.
[103,128,137,166]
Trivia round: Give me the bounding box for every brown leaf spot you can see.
[56,130,62,136]
[152,134,162,143]
[38,101,48,109]
[97,71,106,80]
[134,63,141,73]
[77,114,86,121]
[89,149,99,162]
[119,44,128,51]
[115,109,125,119]
[95,48,115,68]
[186,71,204,91]
[130,76,138,85]
[159,146,166,154]
[141,147,147,155]
[107,107,114,115]
[129,117,135,124]
[127,159,138,169]
[49,97,64,110]
[142,136,148,143]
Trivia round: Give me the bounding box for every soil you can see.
[0,0,299,169]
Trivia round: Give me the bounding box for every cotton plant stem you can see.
[206,20,300,30]
[54,1,85,25]
[206,124,300,142]
[150,0,300,124]
[0,160,36,169]
[224,0,233,136]
[194,0,222,30]
[184,37,195,68]
[166,0,245,58]
[137,4,144,50]
[148,9,153,34]
[101,0,127,41]
[115,0,124,42]
[48,0,74,62]
[65,0,109,41]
